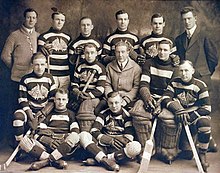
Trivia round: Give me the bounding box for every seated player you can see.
[69,43,106,132]
[20,88,80,170]
[160,60,212,172]
[80,91,141,171]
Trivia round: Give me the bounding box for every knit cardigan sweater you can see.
[1,25,39,82]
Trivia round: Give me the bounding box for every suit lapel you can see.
[187,27,200,49]
[181,32,188,50]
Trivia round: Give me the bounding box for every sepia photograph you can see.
[0,0,219,172]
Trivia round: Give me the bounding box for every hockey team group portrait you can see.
[0,0,219,173]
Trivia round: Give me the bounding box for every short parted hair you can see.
[51,7,65,19]
[31,52,47,63]
[115,40,132,51]
[158,39,173,49]
[151,13,165,23]
[115,9,128,19]
[84,43,98,51]
[180,6,197,17]
[55,87,69,96]
[23,8,38,18]
[79,16,92,24]
[107,91,121,99]
[179,60,194,69]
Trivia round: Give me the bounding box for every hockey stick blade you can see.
[137,118,157,173]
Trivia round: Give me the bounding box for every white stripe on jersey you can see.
[107,34,139,43]
[43,32,71,41]
[19,85,27,91]
[125,121,132,128]
[79,64,102,74]
[172,82,200,93]
[141,74,151,83]
[103,44,111,51]
[50,114,70,121]
[30,100,48,108]
[24,77,53,85]
[96,116,104,126]
[142,37,173,47]
[96,86,105,93]
[150,66,173,79]
[50,54,68,60]
[199,91,209,99]
[48,65,69,71]
[18,98,28,103]
[98,75,107,81]
[73,39,101,49]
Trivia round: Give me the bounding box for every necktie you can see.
[120,63,123,70]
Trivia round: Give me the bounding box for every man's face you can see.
[32,57,47,77]
[182,11,197,30]
[52,14,65,30]
[115,45,129,63]
[80,18,94,37]
[179,63,195,82]
[24,11,37,29]
[84,46,97,63]
[151,17,165,35]
[116,13,129,31]
[158,43,171,61]
[55,92,68,110]
[108,94,122,113]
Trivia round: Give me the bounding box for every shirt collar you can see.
[186,24,197,38]
[117,58,128,69]
[23,25,33,34]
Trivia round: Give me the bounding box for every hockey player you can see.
[139,13,177,66]
[101,9,140,65]
[38,8,72,89]
[13,52,56,147]
[20,88,80,170]
[68,17,102,74]
[70,43,106,132]
[80,91,141,171]
[160,60,212,172]
[129,39,178,162]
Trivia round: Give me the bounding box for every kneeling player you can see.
[20,88,80,170]
[80,91,141,171]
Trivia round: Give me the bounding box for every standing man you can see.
[175,6,218,91]
[101,9,140,65]
[38,8,72,90]
[1,8,39,145]
[139,13,175,65]
[69,17,102,74]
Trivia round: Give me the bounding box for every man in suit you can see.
[175,6,218,90]
[175,6,218,153]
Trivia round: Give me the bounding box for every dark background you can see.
[0,0,219,143]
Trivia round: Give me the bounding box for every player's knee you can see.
[197,117,211,132]
[124,141,141,158]
[13,110,26,127]
[65,132,80,147]
[79,131,93,149]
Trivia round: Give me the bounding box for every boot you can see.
[100,156,120,172]
[28,159,50,171]
[51,159,68,169]
[208,137,218,153]
[199,152,209,173]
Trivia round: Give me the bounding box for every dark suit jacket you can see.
[175,27,218,76]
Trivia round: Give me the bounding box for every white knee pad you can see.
[79,131,93,149]
[65,132,80,147]
[20,135,35,153]
[124,141,141,158]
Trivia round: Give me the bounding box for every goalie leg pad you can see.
[79,131,93,149]
[155,111,182,163]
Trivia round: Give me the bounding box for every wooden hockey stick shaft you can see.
[0,114,46,171]
[0,129,31,171]
[184,124,205,173]
[137,118,157,173]
[82,70,96,92]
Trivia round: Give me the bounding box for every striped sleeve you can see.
[69,110,80,133]
[140,59,151,89]
[90,113,105,139]
[123,109,134,136]
[18,76,30,111]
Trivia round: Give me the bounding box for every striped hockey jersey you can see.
[18,71,56,112]
[38,27,72,77]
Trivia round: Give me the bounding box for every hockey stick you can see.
[0,113,46,171]
[137,118,157,173]
[184,124,205,173]
[0,129,31,171]
[82,69,96,93]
